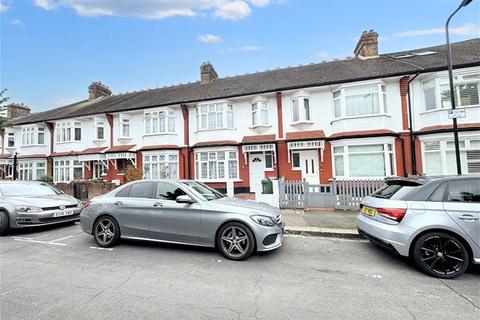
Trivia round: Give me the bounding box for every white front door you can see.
[249,153,265,194]
[299,150,319,184]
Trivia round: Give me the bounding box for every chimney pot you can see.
[200,62,218,84]
[354,30,379,59]
[88,81,112,100]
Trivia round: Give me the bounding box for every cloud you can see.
[11,19,22,26]
[34,0,55,10]
[0,1,9,12]
[54,96,82,107]
[394,23,479,38]
[315,51,330,59]
[198,33,222,43]
[31,0,276,20]
[218,45,262,52]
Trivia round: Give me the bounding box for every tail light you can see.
[377,208,407,222]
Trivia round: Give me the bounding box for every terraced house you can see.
[2,31,480,193]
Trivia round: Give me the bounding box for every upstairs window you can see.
[291,97,311,123]
[144,110,175,134]
[196,103,234,131]
[56,121,81,143]
[423,73,480,111]
[120,117,130,138]
[7,133,14,147]
[95,120,105,140]
[333,83,387,118]
[251,101,268,127]
[21,128,34,146]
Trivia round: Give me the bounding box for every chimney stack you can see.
[200,62,218,84]
[88,81,112,100]
[0,103,30,119]
[354,30,379,59]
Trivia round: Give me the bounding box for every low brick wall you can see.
[54,181,117,201]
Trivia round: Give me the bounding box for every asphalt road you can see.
[1,222,479,320]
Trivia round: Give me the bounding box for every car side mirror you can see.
[176,195,195,204]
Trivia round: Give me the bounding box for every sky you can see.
[1,0,479,112]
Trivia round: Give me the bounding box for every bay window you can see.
[196,103,234,131]
[195,150,238,181]
[333,143,395,178]
[423,73,480,111]
[143,153,178,179]
[54,159,83,182]
[21,127,45,146]
[251,101,269,127]
[423,138,480,175]
[144,110,175,134]
[291,96,311,123]
[333,83,387,118]
[56,121,81,143]
[18,162,46,181]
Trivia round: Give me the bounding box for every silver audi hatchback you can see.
[80,180,284,260]
[357,175,480,279]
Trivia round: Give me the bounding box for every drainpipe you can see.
[12,152,17,180]
[407,73,420,176]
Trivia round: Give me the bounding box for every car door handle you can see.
[458,215,479,221]
[114,201,123,206]
[153,202,163,207]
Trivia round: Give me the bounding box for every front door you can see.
[249,153,265,194]
[148,182,201,244]
[300,150,319,184]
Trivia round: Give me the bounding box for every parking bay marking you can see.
[12,237,67,246]
[89,247,114,251]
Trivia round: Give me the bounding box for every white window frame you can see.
[422,72,480,112]
[196,102,234,131]
[332,142,396,178]
[251,100,269,127]
[332,82,387,119]
[55,121,82,143]
[18,161,47,181]
[291,152,301,169]
[143,152,179,179]
[194,149,239,182]
[291,93,311,124]
[144,110,176,135]
[21,127,46,146]
[119,116,131,139]
[53,158,83,183]
[422,137,480,175]
[94,119,106,140]
[7,132,15,148]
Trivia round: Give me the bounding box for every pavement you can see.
[282,209,360,239]
[1,222,479,320]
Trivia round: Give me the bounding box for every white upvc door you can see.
[249,153,265,194]
[300,150,319,184]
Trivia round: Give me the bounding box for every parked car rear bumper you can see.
[356,213,414,257]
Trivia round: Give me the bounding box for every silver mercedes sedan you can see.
[80,180,284,260]
[0,181,83,235]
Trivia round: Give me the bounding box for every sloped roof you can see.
[13,39,480,126]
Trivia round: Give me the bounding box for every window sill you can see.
[92,139,106,143]
[196,178,242,183]
[420,104,480,115]
[331,113,391,123]
[249,125,272,129]
[194,128,237,133]
[55,141,82,144]
[117,137,132,141]
[143,132,177,137]
[5,146,16,149]
[290,121,313,126]
[20,144,47,147]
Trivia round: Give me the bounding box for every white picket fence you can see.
[332,178,385,210]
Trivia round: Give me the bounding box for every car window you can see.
[428,182,447,202]
[372,184,417,200]
[181,181,224,201]
[128,182,155,199]
[156,182,186,201]
[115,185,131,197]
[446,180,480,203]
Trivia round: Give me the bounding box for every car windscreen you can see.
[182,181,225,201]
[372,184,418,200]
[0,183,62,197]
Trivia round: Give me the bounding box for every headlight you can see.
[77,201,83,208]
[251,215,275,227]
[16,206,43,213]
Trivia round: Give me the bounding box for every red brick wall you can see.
[84,161,93,179]
[320,141,333,183]
[277,140,301,181]
[399,76,410,131]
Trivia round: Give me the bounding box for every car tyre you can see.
[217,222,255,261]
[413,231,469,279]
[0,211,10,236]
[93,216,120,247]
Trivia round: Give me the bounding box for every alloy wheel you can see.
[220,226,250,259]
[419,235,466,277]
[95,218,116,246]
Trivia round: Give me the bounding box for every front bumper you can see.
[255,224,284,252]
[12,208,82,228]
[356,213,413,257]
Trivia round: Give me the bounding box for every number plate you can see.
[361,206,376,217]
[53,210,74,218]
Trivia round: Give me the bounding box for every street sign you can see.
[447,108,466,119]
